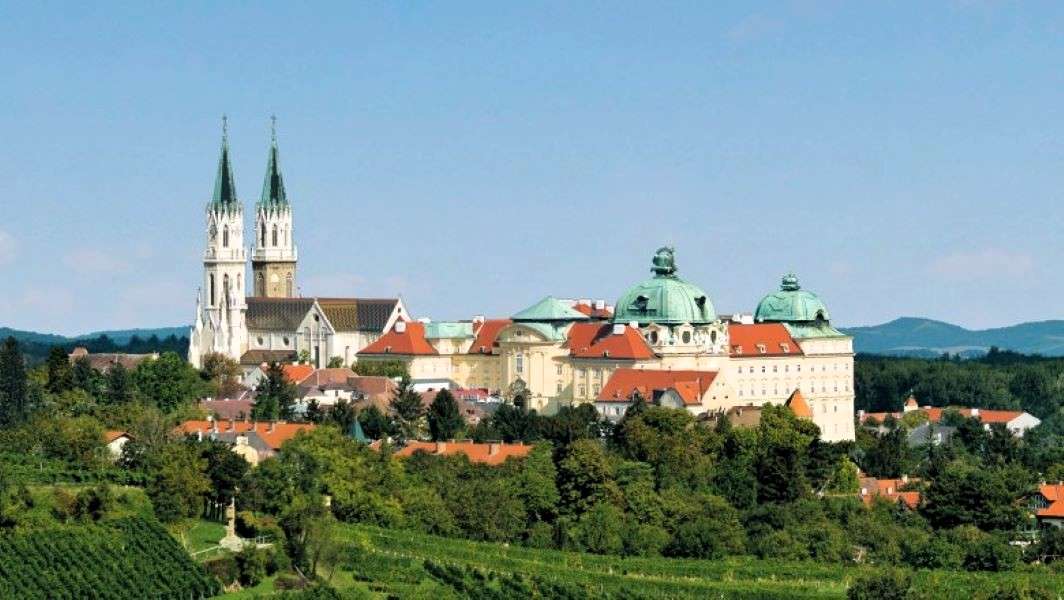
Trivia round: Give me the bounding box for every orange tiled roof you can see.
[386,440,533,465]
[104,430,129,443]
[358,322,438,356]
[282,364,316,384]
[597,368,717,406]
[177,420,315,451]
[785,389,813,419]
[468,319,511,354]
[864,406,1027,425]
[859,476,921,509]
[572,302,613,319]
[567,323,655,360]
[1037,484,1064,519]
[728,323,802,357]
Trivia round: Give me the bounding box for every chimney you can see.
[268,421,276,433]
[901,474,908,483]
[970,408,980,417]
[612,323,626,335]
[395,321,407,333]
[595,299,605,310]
[489,442,501,456]
[227,418,235,432]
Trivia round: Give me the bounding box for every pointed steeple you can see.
[259,115,288,208]
[211,115,239,209]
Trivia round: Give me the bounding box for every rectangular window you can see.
[515,354,524,374]
[579,385,586,397]
[556,364,563,376]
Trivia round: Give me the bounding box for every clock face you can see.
[209,225,217,240]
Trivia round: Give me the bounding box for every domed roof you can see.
[613,247,716,325]
[754,274,830,323]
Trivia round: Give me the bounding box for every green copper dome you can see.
[613,247,716,325]
[754,273,831,323]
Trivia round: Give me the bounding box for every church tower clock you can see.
[251,117,298,298]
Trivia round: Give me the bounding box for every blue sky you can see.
[1,2,1062,335]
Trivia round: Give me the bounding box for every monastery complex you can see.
[189,123,855,442]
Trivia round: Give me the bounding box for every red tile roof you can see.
[859,476,921,509]
[1037,484,1064,519]
[379,440,533,465]
[786,389,813,419]
[177,420,315,451]
[597,368,718,406]
[572,301,613,319]
[282,364,315,384]
[468,319,510,354]
[728,323,802,357]
[567,323,655,360]
[358,322,438,356]
[863,406,1028,425]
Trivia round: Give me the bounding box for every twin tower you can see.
[202,116,298,327]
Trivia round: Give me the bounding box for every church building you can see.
[188,120,407,372]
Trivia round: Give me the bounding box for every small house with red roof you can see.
[376,440,533,466]
[859,474,921,509]
[595,368,720,421]
[1032,483,1064,528]
[860,398,1041,438]
[177,419,316,464]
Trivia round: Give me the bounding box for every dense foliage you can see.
[855,350,1064,418]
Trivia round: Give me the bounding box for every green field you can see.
[223,524,1064,599]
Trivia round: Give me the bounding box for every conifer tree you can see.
[252,362,297,421]
[0,337,27,426]
[428,389,463,441]
[390,376,425,442]
[105,362,133,404]
[45,346,73,394]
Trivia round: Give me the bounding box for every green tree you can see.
[922,463,1030,531]
[664,494,746,559]
[353,360,408,378]
[71,356,100,395]
[327,399,357,432]
[390,377,425,441]
[756,405,815,503]
[326,356,345,368]
[201,440,249,506]
[105,362,134,405]
[200,352,242,398]
[357,405,392,440]
[45,346,73,394]
[147,442,210,522]
[132,352,204,412]
[0,337,28,426]
[556,439,619,515]
[847,570,911,600]
[253,362,298,421]
[427,389,463,441]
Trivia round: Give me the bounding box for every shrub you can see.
[847,569,911,600]
[203,555,239,586]
[963,536,1020,572]
[235,544,269,587]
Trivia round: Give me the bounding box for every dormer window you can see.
[757,344,767,354]
[781,343,790,353]
[734,345,743,354]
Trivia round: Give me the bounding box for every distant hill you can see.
[842,317,1064,357]
[74,326,189,344]
[0,325,190,365]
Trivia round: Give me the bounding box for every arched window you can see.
[256,273,264,296]
[236,274,241,292]
[286,273,293,296]
[209,274,216,306]
[260,222,266,247]
[272,225,278,246]
[223,274,230,303]
[222,225,229,248]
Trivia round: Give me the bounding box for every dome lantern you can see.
[612,247,715,326]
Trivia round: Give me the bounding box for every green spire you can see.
[211,115,239,209]
[259,115,288,208]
